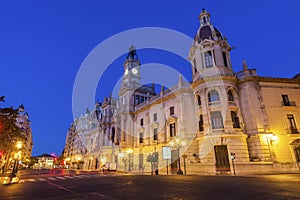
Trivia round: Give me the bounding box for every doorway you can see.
[214,145,231,174]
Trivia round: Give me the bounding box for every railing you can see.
[286,128,299,134]
[281,101,296,106]
[208,101,221,106]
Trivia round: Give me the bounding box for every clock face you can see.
[125,69,128,75]
[132,68,138,74]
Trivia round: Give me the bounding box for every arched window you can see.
[204,51,213,68]
[208,90,220,102]
[228,90,234,102]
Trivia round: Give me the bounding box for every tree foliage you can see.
[0,96,24,153]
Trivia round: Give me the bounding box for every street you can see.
[0,170,300,199]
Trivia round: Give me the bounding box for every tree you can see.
[0,96,24,154]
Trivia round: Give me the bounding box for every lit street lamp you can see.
[169,137,186,175]
[10,141,22,183]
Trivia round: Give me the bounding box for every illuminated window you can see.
[211,111,224,129]
[170,123,176,137]
[204,51,213,68]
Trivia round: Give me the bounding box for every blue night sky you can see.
[0,1,299,156]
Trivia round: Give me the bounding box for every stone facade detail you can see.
[63,9,300,174]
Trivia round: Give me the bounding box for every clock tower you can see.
[119,45,141,110]
[122,46,141,85]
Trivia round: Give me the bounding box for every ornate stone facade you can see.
[64,9,300,174]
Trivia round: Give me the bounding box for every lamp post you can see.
[169,137,185,175]
[10,141,22,183]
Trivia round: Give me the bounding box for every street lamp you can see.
[10,141,22,183]
[169,137,185,175]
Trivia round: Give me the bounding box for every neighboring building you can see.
[34,153,56,169]
[16,105,33,163]
[64,9,300,174]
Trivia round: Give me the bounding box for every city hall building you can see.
[63,9,300,174]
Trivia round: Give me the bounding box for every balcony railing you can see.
[286,128,299,134]
[281,101,296,107]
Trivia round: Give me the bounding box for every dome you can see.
[199,26,212,41]
[197,25,223,43]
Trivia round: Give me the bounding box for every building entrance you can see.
[214,145,231,174]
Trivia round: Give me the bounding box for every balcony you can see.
[281,101,296,107]
[286,128,299,134]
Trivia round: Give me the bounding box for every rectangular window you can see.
[199,115,204,132]
[222,52,228,67]
[287,114,298,134]
[140,118,144,126]
[204,51,213,68]
[170,106,175,115]
[282,95,290,106]
[231,111,241,128]
[141,96,145,103]
[139,132,143,143]
[170,123,176,137]
[153,113,157,122]
[153,128,158,140]
[211,111,224,129]
[135,95,140,105]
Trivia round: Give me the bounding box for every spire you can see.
[243,60,249,70]
[126,45,138,61]
[198,8,211,26]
